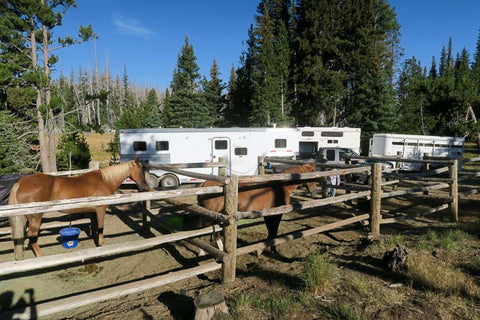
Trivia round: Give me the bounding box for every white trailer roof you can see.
[373,133,464,142]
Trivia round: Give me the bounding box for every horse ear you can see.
[135,157,140,164]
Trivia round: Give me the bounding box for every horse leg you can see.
[95,207,106,246]
[89,213,98,240]
[26,215,44,257]
[263,214,283,254]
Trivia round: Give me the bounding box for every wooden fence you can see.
[1,153,478,319]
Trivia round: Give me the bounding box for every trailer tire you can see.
[161,174,179,188]
[145,173,159,189]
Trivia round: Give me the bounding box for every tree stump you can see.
[194,291,229,320]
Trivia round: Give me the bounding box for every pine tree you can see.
[201,60,225,126]
[163,36,208,127]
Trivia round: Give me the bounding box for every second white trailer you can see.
[368,133,464,171]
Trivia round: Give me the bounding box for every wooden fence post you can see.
[218,157,226,177]
[11,215,25,260]
[449,159,459,222]
[370,163,383,235]
[423,153,430,195]
[142,167,152,236]
[344,154,351,195]
[222,175,238,283]
[258,156,265,175]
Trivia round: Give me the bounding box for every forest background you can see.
[1,0,480,174]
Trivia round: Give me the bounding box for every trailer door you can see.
[211,137,231,175]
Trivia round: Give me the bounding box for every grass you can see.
[83,132,114,162]
[463,142,480,171]
[402,250,480,298]
[415,228,474,251]
[301,253,340,295]
[327,303,370,320]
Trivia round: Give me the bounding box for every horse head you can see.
[130,158,153,192]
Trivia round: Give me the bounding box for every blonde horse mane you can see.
[100,161,134,186]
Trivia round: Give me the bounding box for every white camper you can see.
[119,127,299,188]
[297,127,361,159]
[368,133,464,171]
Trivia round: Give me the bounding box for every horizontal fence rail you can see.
[0,186,223,218]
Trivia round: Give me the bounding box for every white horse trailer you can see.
[120,127,299,188]
[297,127,361,159]
[369,133,464,171]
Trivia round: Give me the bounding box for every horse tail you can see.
[8,182,27,260]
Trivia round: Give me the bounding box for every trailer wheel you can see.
[145,173,159,189]
[161,174,179,188]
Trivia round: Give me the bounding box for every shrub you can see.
[57,132,91,170]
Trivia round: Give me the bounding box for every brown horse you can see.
[8,158,151,259]
[198,163,317,253]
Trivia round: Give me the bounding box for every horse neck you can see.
[100,162,132,190]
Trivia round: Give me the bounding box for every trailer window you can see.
[301,131,314,137]
[321,131,343,137]
[133,141,147,151]
[155,141,169,151]
[275,139,287,148]
[327,139,338,144]
[235,147,247,156]
[215,140,228,150]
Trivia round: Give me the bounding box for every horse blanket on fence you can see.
[0,174,26,224]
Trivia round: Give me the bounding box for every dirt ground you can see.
[0,177,479,319]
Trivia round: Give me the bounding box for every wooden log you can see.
[164,198,232,224]
[390,166,449,180]
[3,261,222,320]
[349,155,454,165]
[458,171,480,181]
[218,157,226,176]
[47,168,95,176]
[264,157,315,165]
[237,191,371,220]
[258,156,265,175]
[0,186,224,218]
[146,164,230,184]
[194,292,229,320]
[381,179,399,186]
[222,175,238,283]
[152,218,228,262]
[401,177,453,183]
[381,183,450,199]
[370,163,383,235]
[11,215,26,261]
[449,159,459,222]
[236,214,370,256]
[381,204,449,224]
[148,161,224,169]
[0,224,223,277]
[238,166,370,184]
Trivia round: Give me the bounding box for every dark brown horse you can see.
[8,158,151,259]
[198,163,317,253]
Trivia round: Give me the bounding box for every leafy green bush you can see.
[57,132,91,170]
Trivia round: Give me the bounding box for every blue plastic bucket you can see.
[60,227,81,249]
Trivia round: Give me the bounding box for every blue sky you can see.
[55,1,480,90]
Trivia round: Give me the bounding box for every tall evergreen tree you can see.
[201,60,225,126]
[163,36,210,127]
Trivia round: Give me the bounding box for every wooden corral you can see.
[1,153,478,319]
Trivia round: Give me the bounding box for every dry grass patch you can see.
[403,250,480,298]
